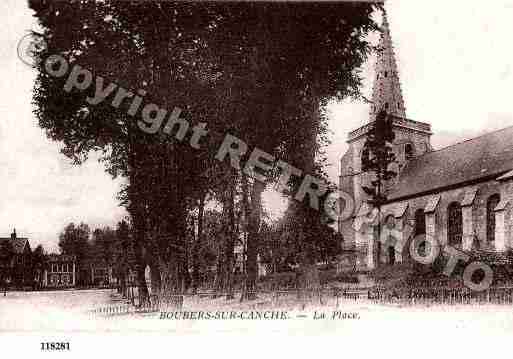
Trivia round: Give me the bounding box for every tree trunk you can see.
[192,192,205,293]
[132,215,149,305]
[213,245,225,297]
[224,175,236,300]
[119,270,127,297]
[239,174,250,300]
[242,179,265,301]
[149,261,161,296]
[159,197,188,295]
[158,259,182,308]
[295,78,322,299]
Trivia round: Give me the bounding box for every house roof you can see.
[0,237,29,254]
[389,125,513,200]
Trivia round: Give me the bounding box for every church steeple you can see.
[339,8,433,271]
[369,11,407,121]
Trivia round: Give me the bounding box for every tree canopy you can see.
[30,0,381,300]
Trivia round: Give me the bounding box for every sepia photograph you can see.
[1,0,513,356]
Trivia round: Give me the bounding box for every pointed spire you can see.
[369,10,407,121]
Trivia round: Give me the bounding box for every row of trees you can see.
[57,222,125,286]
[29,1,381,301]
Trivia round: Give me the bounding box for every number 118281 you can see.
[41,342,70,351]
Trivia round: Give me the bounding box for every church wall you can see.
[380,195,430,261]
[341,180,513,271]
[340,145,513,269]
[340,219,356,248]
[392,128,431,167]
[506,199,512,249]
[339,148,355,203]
[350,139,367,208]
[383,180,505,257]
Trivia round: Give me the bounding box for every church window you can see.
[361,147,370,169]
[385,214,396,228]
[487,194,500,243]
[398,102,401,109]
[415,208,427,255]
[385,102,389,110]
[447,202,463,246]
[385,71,388,78]
[405,143,414,160]
[388,247,396,265]
[414,209,426,236]
[383,215,396,264]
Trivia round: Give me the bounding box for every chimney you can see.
[11,228,16,240]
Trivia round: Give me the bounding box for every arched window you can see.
[385,102,389,110]
[385,214,395,228]
[405,143,414,160]
[447,202,463,246]
[487,194,500,243]
[388,247,396,265]
[385,71,388,78]
[414,209,426,236]
[384,215,396,265]
[361,147,370,169]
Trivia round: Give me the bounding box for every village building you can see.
[339,13,513,270]
[43,254,77,288]
[90,260,114,286]
[0,229,32,287]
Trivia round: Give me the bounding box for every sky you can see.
[1,0,513,251]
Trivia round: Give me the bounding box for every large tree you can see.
[91,226,117,268]
[112,219,135,297]
[30,1,380,301]
[31,244,48,289]
[361,109,397,266]
[58,222,91,275]
[29,0,214,299]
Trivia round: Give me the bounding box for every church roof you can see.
[389,126,513,200]
[0,237,29,254]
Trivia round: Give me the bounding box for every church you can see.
[339,14,513,270]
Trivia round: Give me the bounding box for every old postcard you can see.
[1,0,513,357]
